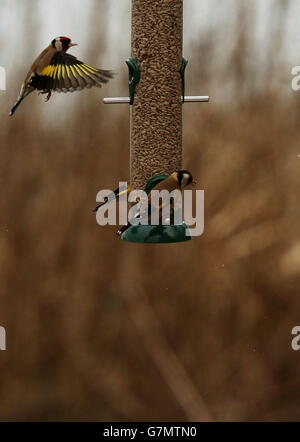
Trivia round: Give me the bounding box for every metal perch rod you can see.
[103,96,210,104]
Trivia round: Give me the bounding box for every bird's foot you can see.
[45,91,51,102]
[38,90,51,102]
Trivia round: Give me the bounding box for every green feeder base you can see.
[121,223,191,244]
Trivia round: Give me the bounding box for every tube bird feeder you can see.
[104,0,209,243]
[130,0,183,190]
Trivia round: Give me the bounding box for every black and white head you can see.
[51,36,77,52]
[174,170,193,188]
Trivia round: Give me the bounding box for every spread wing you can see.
[29,52,114,93]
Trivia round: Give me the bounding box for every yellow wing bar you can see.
[40,63,100,80]
[40,65,55,77]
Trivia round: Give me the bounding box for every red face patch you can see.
[59,37,71,52]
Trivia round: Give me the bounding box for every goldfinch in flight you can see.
[9,36,114,116]
[117,170,193,236]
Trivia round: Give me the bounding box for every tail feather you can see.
[9,96,24,116]
[9,85,32,116]
[117,224,131,236]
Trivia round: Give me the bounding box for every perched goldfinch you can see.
[93,183,130,212]
[117,170,193,236]
[10,36,114,116]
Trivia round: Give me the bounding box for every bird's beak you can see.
[69,42,78,47]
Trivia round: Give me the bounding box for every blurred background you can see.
[0,0,300,421]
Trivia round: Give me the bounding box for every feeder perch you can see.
[103,96,209,104]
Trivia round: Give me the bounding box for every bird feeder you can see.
[104,0,209,243]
